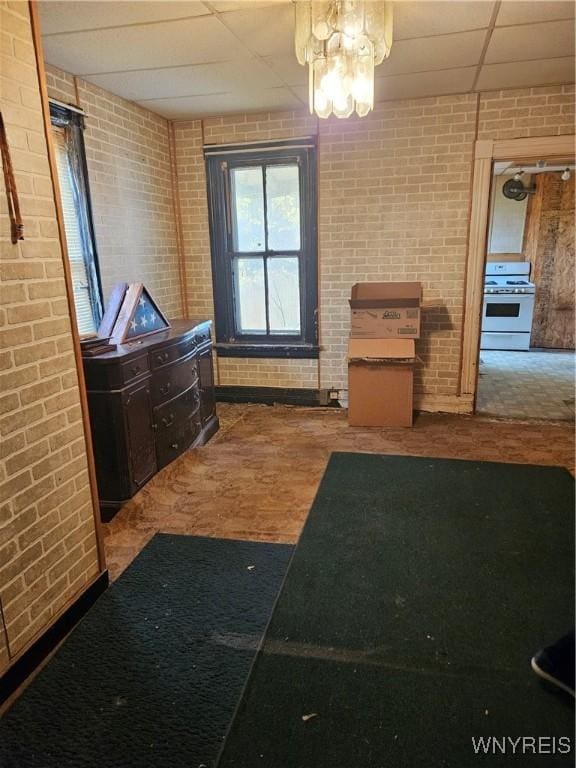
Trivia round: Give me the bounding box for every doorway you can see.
[475,159,575,421]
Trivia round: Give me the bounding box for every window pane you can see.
[234,258,266,334]
[231,167,265,252]
[266,165,301,251]
[53,127,96,336]
[268,258,301,334]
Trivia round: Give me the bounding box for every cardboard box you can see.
[347,338,415,427]
[349,282,421,339]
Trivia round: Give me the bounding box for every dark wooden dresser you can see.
[83,319,219,520]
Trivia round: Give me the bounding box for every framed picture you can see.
[110,283,170,343]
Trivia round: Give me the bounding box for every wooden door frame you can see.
[460,134,575,408]
[29,1,106,571]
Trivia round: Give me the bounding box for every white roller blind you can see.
[52,126,96,335]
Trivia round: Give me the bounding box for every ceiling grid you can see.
[38,0,575,119]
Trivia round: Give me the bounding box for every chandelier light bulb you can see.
[294,0,393,119]
[352,75,370,103]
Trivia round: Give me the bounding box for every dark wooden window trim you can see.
[205,138,318,359]
[49,101,103,330]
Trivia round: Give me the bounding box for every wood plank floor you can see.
[103,404,575,580]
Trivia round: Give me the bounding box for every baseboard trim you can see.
[0,569,109,708]
[215,387,471,413]
[415,393,474,414]
[215,386,340,408]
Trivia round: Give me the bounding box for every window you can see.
[50,102,102,336]
[205,139,318,358]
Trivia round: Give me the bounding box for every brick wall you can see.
[38,64,575,405]
[44,65,182,318]
[318,94,478,396]
[478,85,575,141]
[39,71,575,404]
[173,85,574,406]
[0,0,99,658]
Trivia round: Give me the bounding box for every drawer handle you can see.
[159,382,171,396]
[162,413,175,428]
[130,364,141,376]
[171,442,179,450]
[156,352,170,364]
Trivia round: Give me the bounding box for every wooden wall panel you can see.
[529,174,575,349]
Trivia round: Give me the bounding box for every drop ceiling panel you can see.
[85,58,283,101]
[393,1,495,40]
[476,56,575,90]
[485,20,575,64]
[39,1,210,35]
[218,4,295,55]
[139,86,303,119]
[375,67,477,102]
[38,0,575,120]
[210,0,289,11]
[380,29,486,76]
[496,1,575,27]
[42,15,244,75]
[262,54,307,88]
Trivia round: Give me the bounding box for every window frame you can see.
[205,138,319,359]
[50,101,103,334]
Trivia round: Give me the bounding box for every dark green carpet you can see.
[217,453,575,768]
[0,535,292,768]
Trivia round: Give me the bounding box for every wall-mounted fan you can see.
[502,175,536,201]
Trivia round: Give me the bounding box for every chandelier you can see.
[294,1,393,119]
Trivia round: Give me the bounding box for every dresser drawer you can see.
[150,355,198,406]
[194,325,211,346]
[156,413,201,469]
[153,384,200,437]
[149,335,197,370]
[120,354,150,385]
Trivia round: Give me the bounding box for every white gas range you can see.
[480,262,536,350]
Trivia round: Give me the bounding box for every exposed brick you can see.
[19,376,61,406]
[31,446,71,481]
[0,542,42,591]
[6,301,50,325]
[1,4,99,660]
[0,470,32,506]
[22,541,66,588]
[0,402,43,437]
[0,393,19,417]
[0,364,38,392]
[13,339,57,366]
[25,413,67,445]
[46,64,182,319]
[36,479,76,518]
[5,440,49,477]
[32,317,71,341]
[174,85,573,393]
